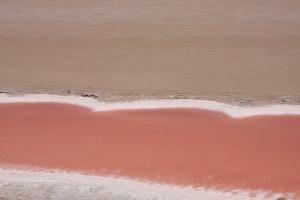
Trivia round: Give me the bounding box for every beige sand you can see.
[0,0,300,103]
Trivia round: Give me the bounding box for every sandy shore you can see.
[1,87,300,107]
[1,168,289,200]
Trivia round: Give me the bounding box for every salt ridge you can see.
[1,94,300,117]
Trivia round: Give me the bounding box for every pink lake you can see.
[0,102,300,197]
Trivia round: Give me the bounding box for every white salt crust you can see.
[1,94,300,118]
[0,167,295,200]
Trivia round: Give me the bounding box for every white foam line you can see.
[0,167,293,200]
[1,94,300,118]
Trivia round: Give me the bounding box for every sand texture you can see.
[1,0,300,101]
[1,168,284,200]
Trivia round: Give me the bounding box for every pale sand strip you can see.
[0,167,292,200]
[1,94,300,118]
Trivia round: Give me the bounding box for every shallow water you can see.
[0,102,300,197]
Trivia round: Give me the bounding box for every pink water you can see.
[0,103,300,197]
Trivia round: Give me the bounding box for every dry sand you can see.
[1,0,300,103]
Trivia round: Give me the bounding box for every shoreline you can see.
[1,93,300,118]
[1,86,300,107]
[0,167,294,200]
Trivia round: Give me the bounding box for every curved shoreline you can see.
[1,94,300,118]
[0,167,293,200]
[1,86,300,106]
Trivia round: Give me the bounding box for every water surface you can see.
[0,103,299,197]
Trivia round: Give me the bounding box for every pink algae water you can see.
[0,102,300,196]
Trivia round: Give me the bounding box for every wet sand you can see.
[1,102,300,198]
[1,0,300,99]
